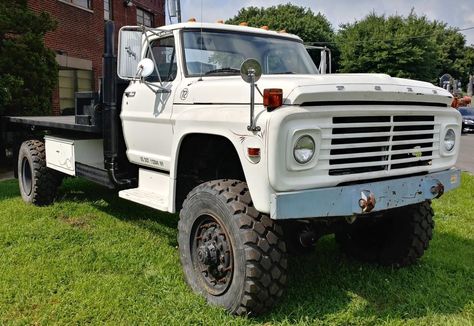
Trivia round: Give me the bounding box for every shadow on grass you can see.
[26,179,474,322]
[259,230,474,323]
[57,178,179,247]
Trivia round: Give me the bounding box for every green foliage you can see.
[455,44,474,87]
[0,0,57,116]
[337,12,439,81]
[226,4,334,45]
[337,11,474,84]
[430,22,474,86]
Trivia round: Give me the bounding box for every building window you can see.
[59,69,93,112]
[61,0,92,9]
[104,0,112,20]
[137,8,153,27]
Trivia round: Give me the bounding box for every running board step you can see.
[118,168,170,212]
[119,188,168,211]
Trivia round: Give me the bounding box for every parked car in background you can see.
[459,107,474,133]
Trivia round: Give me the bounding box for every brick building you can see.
[28,0,165,115]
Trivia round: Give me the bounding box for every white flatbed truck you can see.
[1,21,462,315]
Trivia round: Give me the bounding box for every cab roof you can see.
[152,22,303,42]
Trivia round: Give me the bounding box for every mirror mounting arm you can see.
[247,69,261,132]
[240,58,263,132]
[143,30,163,86]
[142,81,171,94]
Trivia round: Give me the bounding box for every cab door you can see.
[121,34,179,171]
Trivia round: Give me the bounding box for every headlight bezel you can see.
[440,125,459,157]
[286,128,321,171]
[443,128,456,152]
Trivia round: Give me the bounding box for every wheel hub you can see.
[197,243,217,265]
[192,216,233,295]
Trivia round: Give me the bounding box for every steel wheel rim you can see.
[21,157,33,196]
[191,214,234,296]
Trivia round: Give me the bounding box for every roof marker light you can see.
[188,18,196,22]
[261,26,269,30]
[239,22,248,26]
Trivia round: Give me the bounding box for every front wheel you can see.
[178,180,287,316]
[336,201,434,267]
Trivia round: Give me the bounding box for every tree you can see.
[0,0,57,116]
[226,4,334,44]
[336,12,441,82]
[226,4,338,69]
[336,11,474,85]
[431,22,472,87]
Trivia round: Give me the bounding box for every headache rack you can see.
[323,115,438,176]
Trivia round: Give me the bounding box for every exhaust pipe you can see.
[102,21,132,187]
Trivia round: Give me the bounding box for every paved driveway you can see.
[457,133,474,174]
[0,170,13,181]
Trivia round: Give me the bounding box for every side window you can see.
[147,36,177,82]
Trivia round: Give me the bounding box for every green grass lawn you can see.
[0,174,473,325]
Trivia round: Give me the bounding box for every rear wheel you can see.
[336,201,434,267]
[18,140,63,206]
[178,179,287,316]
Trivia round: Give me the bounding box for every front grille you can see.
[326,115,438,176]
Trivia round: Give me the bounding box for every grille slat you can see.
[321,121,437,128]
[320,146,438,160]
[328,128,439,139]
[322,137,439,150]
[324,155,437,170]
[327,115,436,176]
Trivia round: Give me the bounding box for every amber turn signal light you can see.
[263,88,283,111]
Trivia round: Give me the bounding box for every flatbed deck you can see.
[4,116,101,134]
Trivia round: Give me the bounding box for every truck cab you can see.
[6,21,462,316]
[117,22,460,217]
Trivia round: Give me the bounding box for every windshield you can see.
[459,108,474,116]
[182,30,319,76]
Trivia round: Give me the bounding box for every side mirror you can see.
[136,58,154,78]
[118,27,143,79]
[240,58,262,83]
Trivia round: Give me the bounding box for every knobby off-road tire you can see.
[335,201,434,267]
[18,140,63,206]
[178,179,288,316]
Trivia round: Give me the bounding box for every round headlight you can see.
[444,129,456,152]
[294,135,315,164]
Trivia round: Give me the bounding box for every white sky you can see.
[168,0,474,45]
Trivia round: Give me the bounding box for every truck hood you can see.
[176,73,453,106]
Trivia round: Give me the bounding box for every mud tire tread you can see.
[178,179,287,316]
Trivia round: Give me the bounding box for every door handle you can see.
[124,91,136,97]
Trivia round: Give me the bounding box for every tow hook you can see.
[359,191,376,213]
[430,181,445,199]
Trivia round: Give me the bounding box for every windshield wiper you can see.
[272,71,295,74]
[204,67,240,75]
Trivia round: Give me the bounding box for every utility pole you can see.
[468,75,473,96]
[176,0,181,23]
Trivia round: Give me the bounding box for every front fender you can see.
[169,104,272,214]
